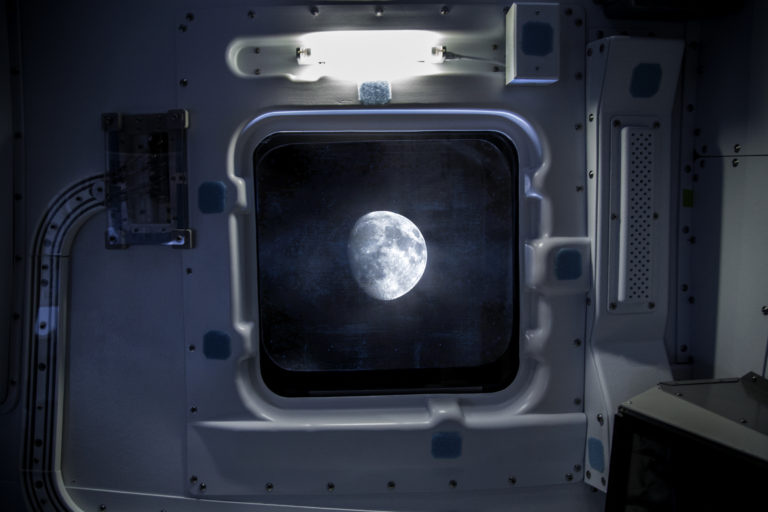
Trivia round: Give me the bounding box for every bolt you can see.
[310,6,319,16]
[648,302,655,310]
[265,482,274,492]
[588,170,595,179]
[179,79,188,87]
[254,68,261,75]
[375,6,384,16]
[387,481,396,490]
[597,413,604,425]
[588,113,594,122]
[574,339,582,347]
[609,303,617,310]
[508,476,517,485]
[732,158,739,167]
[574,464,582,472]
[739,418,747,424]
[586,470,591,479]
[440,5,450,15]
[327,482,335,492]
[449,480,458,489]
[566,473,574,481]
[734,144,741,153]
[762,305,768,315]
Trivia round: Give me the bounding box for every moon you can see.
[347,211,428,301]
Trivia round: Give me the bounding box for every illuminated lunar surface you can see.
[348,211,428,301]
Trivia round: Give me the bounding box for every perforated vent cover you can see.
[609,126,657,313]
[618,129,654,302]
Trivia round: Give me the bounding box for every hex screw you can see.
[375,6,384,16]
[586,470,591,479]
[265,482,274,492]
[310,6,319,16]
[574,339,582,347]
[440,5,450,15]
[597,413,604,426]
[179,79,188,87]
[566,473,574,481]
[387,481,396,490]
[327,482,335,492]
[588,170,595,179]
[734,144,741,153]
[449,480,458,489]
[588,113,594,122]
[732,158,739,167]
[508,476,517,486]
[762,305,768,315]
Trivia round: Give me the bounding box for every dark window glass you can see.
[254,132,518,396]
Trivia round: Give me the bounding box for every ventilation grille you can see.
[617,128,655,305]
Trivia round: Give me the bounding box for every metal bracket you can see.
[102,109,194,249]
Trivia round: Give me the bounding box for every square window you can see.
[254,132,518,396]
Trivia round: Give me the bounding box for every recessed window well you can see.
[253,132,519,396]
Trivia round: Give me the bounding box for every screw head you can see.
[375,6,384,16]
[586,470,591,479]
[310,6,319,16]
[440,6,450,15]
[597,413,604,425]
[508,476,517,485]
[588,170,595,179]
[449,479,458,489]
[734,143,741,153]
[588,113,594,122]
[179,79,188,87]
[387,481,396,490]
[574,338,582,347]
[265,482,274,492]
[566,473,574,481]
[732,158,740,167]
[761,305,768,315]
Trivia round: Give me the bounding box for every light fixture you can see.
[292,30,446,82]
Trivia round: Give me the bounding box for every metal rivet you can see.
[609,303,617,310]
[574,464,582,472]
[648,302,655,310]
[375,6,384,16]
[586,470,591,479]
[179,79,188,87]
[588,170,594,179]
[588,113,594,122]
[734,144,741,153]
[266,482,274,492]
[597,413,604,425]
[188,344,195,351]
[566,473,574,481]
[190,406,197,413]
[327,482,335,492]
[574,398,582,405]
[310,6,319,16]
[762,305,768,315]
[732,158,739,167]
[508,476,517,485]
[440,6,450,15]
[449,480,458,489]
[574,339,582,347]
[387,481,396,490]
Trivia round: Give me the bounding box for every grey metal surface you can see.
[660,373,768,436]
[0,0,12,406]
[62,214,187,495]
[620,384,768,463]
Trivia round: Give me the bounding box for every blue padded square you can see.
[630,63,662,98]
[198,181,227,214]
[555,248,582,281]
[521,22,554,56]
[588,437,605,473]
[203,330,231,360]
[431,432,462,459]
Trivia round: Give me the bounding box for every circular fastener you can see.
[586,470,591,479]
[440,5,450,15]
[265,482,274,492]
[574,338,582,347]
[597,413,604,426]
[761,305,768,315]
[190,475,198,484]
[310,6,319,16]
[588,170,595,179]
[375,6,384,16]
[199,482,206,491]
[609,303,617,310]
[566,473,574,481]
[179,79,188,87]
[613,120,621,127]
[648,302,655,310]
[508,476,517,486]
[327,482,335,492]
[387,481,396,490]
[588,113,594,122]
[734,144,741,153]
[739,418,747,424]
[190,406,197,413]
[574,398,582,405]
[574,464,582,472]
[188,344,196,351]
[751,375,758,382]
[732,158,739,167]
[449,480,458,489]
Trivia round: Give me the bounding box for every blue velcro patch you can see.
[198,181,227,214]
[588,437,605,473]
[555,248,582,280]
[358,81,391,106]
[521,22,554,56]
[203,331,231,360]
[630,63,662,98]
[431,432,462,459]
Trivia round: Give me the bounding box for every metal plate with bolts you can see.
[102,109,193,249]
